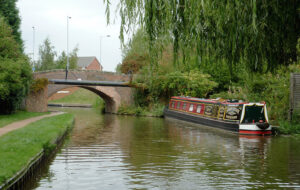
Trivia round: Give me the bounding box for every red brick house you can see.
[77,56,103,71]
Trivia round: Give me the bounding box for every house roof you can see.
[77,56,101,68]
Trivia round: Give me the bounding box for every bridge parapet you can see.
[34,69,131,82]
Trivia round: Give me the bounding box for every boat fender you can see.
[256,122,270,130]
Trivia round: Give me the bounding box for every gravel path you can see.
[0,112,64,137]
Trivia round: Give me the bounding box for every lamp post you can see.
[32,26,35,72]
[65,16,71,80]
[100,35,110,65]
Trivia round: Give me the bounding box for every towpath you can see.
[0,112,64,137]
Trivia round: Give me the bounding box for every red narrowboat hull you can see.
[164,108,239,132]
[164,108,271,136]
[165,96,272,136]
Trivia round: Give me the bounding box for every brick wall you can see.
[26,87,48,112]
[34,70,130,82]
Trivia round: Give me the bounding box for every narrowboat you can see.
[164,96,272,135]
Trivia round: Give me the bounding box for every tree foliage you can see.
[0,17,32,114]
[105,0,299,75]
[120,29,150,74]
[37,38,56,71]
[109,0,300,123]
[121,54,148,74]
[120,27,218,106]
[158,70,218,98]
[55,48,78,70]
[36,38,78,71]
[134,66,218,105]
[0,0,23,49]
[0,17,22,59]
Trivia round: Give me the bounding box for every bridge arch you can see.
[81,86,116,113]
[48,85,122,113]
[26,70,135,113]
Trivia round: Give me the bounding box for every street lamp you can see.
[32,26,35,72]
[100,35,110,65]
[65,16,71,80]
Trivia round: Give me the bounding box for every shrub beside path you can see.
[0,112,64,137]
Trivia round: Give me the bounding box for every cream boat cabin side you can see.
[164,96,272,136]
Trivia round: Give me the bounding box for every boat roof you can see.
[171,96,266,105]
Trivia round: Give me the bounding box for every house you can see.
[77,56,103,71]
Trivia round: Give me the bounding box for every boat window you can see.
[224,105,242,120]
[204,104,213,116]
[218,106,225,119]
[196,105,202,113]
[242,105,266,123]
[171,101,175,108]
[176,102,181,109]
[189,104,194,112]
[183,102,187,110]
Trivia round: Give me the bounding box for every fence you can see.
[289,73,300,120]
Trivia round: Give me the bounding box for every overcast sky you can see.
[17,0,123,72]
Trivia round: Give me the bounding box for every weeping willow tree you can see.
[104,0,299,76]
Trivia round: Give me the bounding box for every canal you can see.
[26,107,300,189]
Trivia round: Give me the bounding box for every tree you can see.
[0,0,23,49]
[120,29,150,74]
[105,0,300,75]
[56,51,67,69]
[0,17,22,59]
[68,46,79,69]
[37,37,79,71]
[36,38,56,71]
[115,63,122,73]
[0,17,32,114]
[121,54,148,74]
[56,46,79,70]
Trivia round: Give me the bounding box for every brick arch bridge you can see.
[30,70,135,113]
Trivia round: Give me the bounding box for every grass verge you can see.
[278,121,300,135]
[0,111,49,128]
[0,113,74,185]
[118,103,164,117]
[278,111,300,135]
[49,88,103,107]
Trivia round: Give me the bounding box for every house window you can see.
[171,101,175,108]
[189,104,194,112]
[183,102,187,110]
[176,102,181,109]
[197,105,202,113]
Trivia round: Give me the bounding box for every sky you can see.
[17,0,123,72]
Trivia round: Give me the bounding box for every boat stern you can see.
[239,102,272,136]
[239,124,272,136]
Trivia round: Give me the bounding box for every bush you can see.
[117,103,164,117]
[279,110,300,134]
[134,68,218,101]
[279,109,300,134]
[0,17,32,114]
[279,121,300,135]
[0,58,32,114]
[210,65,298,123]
[30,78,48,93]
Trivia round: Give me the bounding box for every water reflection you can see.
[28,108,300,189]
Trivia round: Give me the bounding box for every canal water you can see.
[26,108,300,189]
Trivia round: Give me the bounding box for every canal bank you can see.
[0,113,74,189]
